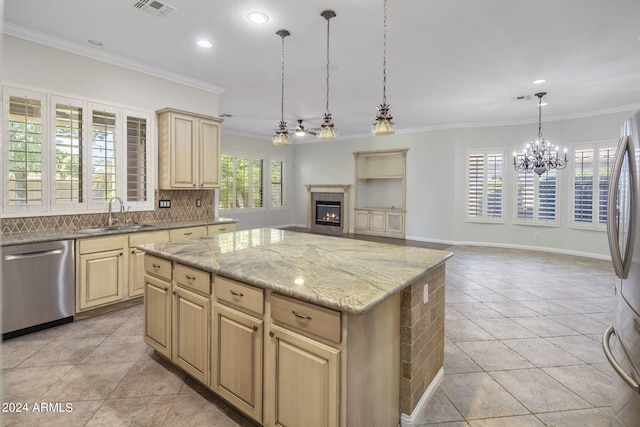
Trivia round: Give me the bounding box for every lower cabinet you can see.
[354,208,405,238]
[172,285,210,386]
[129,230,170,298]
[143,273,172,359]
[266,324,340,427]
[77,235,126,311]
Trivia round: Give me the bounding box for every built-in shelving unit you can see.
[353,149,408,238]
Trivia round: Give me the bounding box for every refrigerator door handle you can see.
[602,325,640,394]
[608,135,636,279]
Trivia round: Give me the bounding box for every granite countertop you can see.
[0,217,238,246]
[139,228,453,314]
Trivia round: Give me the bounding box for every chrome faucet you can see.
[108,196,124,227]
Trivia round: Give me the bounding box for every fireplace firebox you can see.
[315,201,341,227]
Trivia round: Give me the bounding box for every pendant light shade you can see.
[372,0,395,136]
[318,10,338,140]
[272,29,292,145]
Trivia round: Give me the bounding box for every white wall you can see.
[1,35,218,115]
[291,110,638,258]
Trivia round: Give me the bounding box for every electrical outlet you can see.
[423,283,429,304]
[159,199,171,208]
[196,199,201,207]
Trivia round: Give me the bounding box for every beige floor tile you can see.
[535,408,612,427]
[502,338,583,367]
[468,415,545,426]
[85,396,174,427]
[1,400,103,427]
[42,362,135,401]
[543,364,615,407]
[109,359,186,398]
[456,341,534,371]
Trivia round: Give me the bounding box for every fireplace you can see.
[306,184,350,234]
[315,201,341,227]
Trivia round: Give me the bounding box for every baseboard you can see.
[400,367,444,427]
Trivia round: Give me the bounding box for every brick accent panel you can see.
[400,263,446,415]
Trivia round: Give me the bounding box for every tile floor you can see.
[1,243,618,426]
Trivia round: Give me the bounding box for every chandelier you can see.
[272,29,292,145]
[372,0,395,136]
[513,92,567,176]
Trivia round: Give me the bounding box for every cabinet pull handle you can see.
[252,325,259,331]
[185,274,196,281]
[184,232,193,236]
[292,310,312,320]
[219,228,226,231]
[152,263,161,268]
[229,289,244,297]
[269,331,275,337]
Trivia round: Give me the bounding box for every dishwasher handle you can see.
[4,248,64,261]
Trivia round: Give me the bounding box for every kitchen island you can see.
[139,228,452,427]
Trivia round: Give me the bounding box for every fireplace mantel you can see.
[306,184,350,234]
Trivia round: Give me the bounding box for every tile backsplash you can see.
[1,190,215,233]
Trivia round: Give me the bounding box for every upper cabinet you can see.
[157,108,223,190]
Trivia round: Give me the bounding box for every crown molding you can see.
[2,22,226,95]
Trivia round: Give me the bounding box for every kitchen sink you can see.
[75,223,155,234]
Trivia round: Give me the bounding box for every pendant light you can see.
[372,0,395,136]
[318,10,338,140]
[513,92,567,176]
[272,29,292,145]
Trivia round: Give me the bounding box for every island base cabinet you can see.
[143,274,172,359]
[172,287,210,386]
[266,324,340,427]
[212,303,263,423]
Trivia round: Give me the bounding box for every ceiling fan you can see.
[294,119,320,137]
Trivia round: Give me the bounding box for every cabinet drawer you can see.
[169,226,206,241]
[175,263,211,295]
[144,255,172,281]
[79,235,125,254]
[215,276,264,314]
[271,293,341,344]
[207,223,237,235]
[129,230,169,246]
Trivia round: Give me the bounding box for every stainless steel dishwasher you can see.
[2,240,75,339]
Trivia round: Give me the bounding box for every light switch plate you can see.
[423,283,429,304]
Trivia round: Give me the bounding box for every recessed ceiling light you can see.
[532,79,546,85]
[247,11,269,24]
[197,40,212,48]
[88,39,104,47]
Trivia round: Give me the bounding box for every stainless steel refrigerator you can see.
[604,109,640,426]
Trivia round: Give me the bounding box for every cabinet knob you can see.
[269,331,274,337]
[172,291,177,295]
[131,250,136,254]
[164,287,169,292]
[252,325,259,332]
[193,184,196,187]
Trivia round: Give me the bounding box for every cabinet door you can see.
[78,249,125,311]
[199,119,221,188]
[386,211,404,233]
[370,211,386,231]
[173,286,210,386]
[267,324,340,427]
[212,303,263,422]
[128,248,146,298]
[355,210,370,230]
[144,274,172,359]
[170,113,197,188]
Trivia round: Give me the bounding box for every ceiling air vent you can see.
[511,95,532,102]
[133,0,177,18]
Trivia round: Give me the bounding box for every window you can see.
[271,160,284,207]
[2,85,154,217]
[514,168,559,226]
[465,149,504,222]
[6,92,45,211]
[219,153,266,210]
[571,141,617,229]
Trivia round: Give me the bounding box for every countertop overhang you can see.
[138,228,453,314]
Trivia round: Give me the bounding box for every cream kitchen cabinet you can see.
[169,226,207,241]
[157,108,222,190]
[212,277,264,423]
[172,263,211,386]
[265,293,341,427]
[128,230,170,298]
[143,254,172,359]
[207,222,237,236]
[76,235,127,312]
